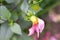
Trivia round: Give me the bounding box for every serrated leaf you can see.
[0,23,13,40]
[10,23,22,35]
[0,6,11,20]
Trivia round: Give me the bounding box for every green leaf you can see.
[14,0,21,5]
[0,23,13,40]
[5,0,15,3]
[0,20,5,23]
[10,23,22,35]
[12,35,17,40]
[19,16,32,30]
[0,0,4,2]
[0,6,11,20]
[5,0,20,5]
[11,11,18,21]
[17,33,33,40]
[20,0,29,13]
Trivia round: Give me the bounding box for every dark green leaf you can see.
[11,11,18,21]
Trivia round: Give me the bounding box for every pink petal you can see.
[28,25,36,36]
[38,18,45,33]
[36,26,40,38]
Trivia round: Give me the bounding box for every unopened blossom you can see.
[31,4,40,12]
[28,16,45,38]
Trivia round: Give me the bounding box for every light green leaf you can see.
[10,23,22,35]
[0,23,13,40]
[0,6,11,20]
